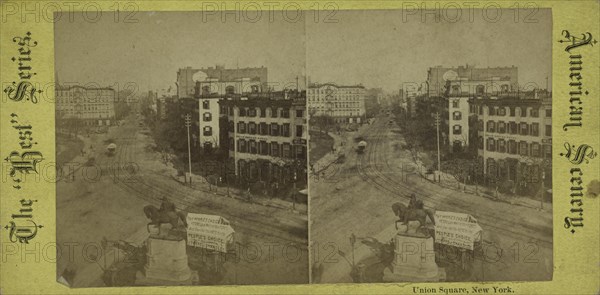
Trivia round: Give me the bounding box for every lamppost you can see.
[185,113,192,185]
[434,112,441,182]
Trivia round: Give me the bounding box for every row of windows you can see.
[231,139,306,159]
[479,121,551,137]
[233,122,304,137]
[479,137,551,158]
[223,106,303,119]
[308,88,363,94]
[477,105,552,118]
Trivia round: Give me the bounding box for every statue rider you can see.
[408,193,423,210]
[160,196,176,214]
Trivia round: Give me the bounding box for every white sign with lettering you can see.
[186,213,235,252]
[434,211,482,250]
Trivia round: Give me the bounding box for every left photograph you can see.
[54,12,308,287]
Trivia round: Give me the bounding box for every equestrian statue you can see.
[391,194,435,234]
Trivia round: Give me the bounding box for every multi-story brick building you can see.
[308,83,366,124]
[55,85,116,126]
[220,90,307,185]
[473,93,552,192]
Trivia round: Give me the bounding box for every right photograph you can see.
[307,9,553,283]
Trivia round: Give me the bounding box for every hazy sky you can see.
[307,9,552,93]
[56,9,551,95]
[55,12,306,94]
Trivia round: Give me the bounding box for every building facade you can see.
[428,65,518,97]
[474,96,552,192]
[177,65,268,98]
[195,78,263,149]
[308,83,366,124]
[55,85,116,126]
[221,91,307,185]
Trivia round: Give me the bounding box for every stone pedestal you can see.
[383,232,445,282]
[144,237,192,281]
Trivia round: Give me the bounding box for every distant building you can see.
[55,85,116,126]
[473,94,552,189]
[308,83,366,124]
[177,65,268,98]
[220,91,307,184]
[427,65,518,97]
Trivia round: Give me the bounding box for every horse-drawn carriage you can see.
[106,143,117,156]
[356,140,367,154]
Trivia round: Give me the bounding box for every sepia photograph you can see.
[54,11,308,287]
[307,9,553,283]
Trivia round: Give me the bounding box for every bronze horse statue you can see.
[391,202,435,233]
[143,205,187,228]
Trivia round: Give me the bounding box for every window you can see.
[281,108,290,118]
[476,85,485,95]
[531,143,540,157]
[453,125,462,135]
[249,140,257,154]
[296,125,303,137]
[270,142,279,157]
[270,123,279,136]
[489,107,496,116]
[452,100,459,108]
[520,107,527,117]
[478,120,484,131]
[545,125,552,137]
[202,86,210,95]
[248,108,256,117]
[238,139,247,153]
[260,108,266,118]
[259,141,269,155]
[487,138,496,152]
[498,139,506,153]
[282,143,291,158]
[272,108,278,118]
[229,137,234,151]
[545,109,552,117]
[520,123,529,135]
[487,121,496,133]
[453,111,462,120]
[239,108,246,117]
[202,100,210,109]
[531,108,539,117]
[238,122,246,134]
[531,123,539,136]
[203,126,212,136]
[228,120,234,131]
[203,112,212,122]
[544,145,552,158]
[519,141,528,156]
[498,107,506,116]
[259,122,268,135]
[225,86,235,95]
[498,122,506,133]
[282,123,290,137]
[478,136,483,149]
[296,109,304,118]
[509,107,516,117]
[501,85,509,92]
[509,122,518,134]
[508,140,517,154]
[248,122,256,134]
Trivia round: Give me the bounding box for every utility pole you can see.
[434,112,441,182]
[185,114,192,185]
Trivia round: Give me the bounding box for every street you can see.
[310,113,552,282]
[56,114,308,287]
